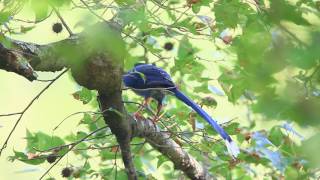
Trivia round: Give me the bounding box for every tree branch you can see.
[132,117,213,180]
[98,92,137,180]
[0,36,73,80]
[0,42,38,80]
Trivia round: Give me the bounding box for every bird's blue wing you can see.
[134,64,175,88]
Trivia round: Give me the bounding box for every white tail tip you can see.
[225,140,240,158]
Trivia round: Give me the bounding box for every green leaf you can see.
[0,11,11,24]
[124,55,142,70]
[49,0,71,7]
[214,0,252,30]
[118,8,148,30]
[114,0,135,6]
[166,8,177,21]
[287,38,320,70]
[79,113,92,125]
[211,142,225,155]
[8,150,45,165]
[269,0,310,25]
[172,36,203,75]
[100,149,116,161]
[285,166,300,180]
[72,87,93,104]
[268,126,284,147]
[192,4,201,14]
[26,130,65,153]
[210,162,232,178]
[0,34,12,48]
[224,122,240,135]
[299,133,320,168]
[76,131,88,140]
[200,96,217,107]
[73,142,89,157]
[218,67,248,103]
[157,155,169,168]
[214,1,239,29]
[78,113,99,131]
[81,23,127,62]
[30,0,49,21]
[174,17,197,34]
[20,26,35,33]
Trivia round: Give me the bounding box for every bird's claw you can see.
[152,111,165,123]
[151,116,159,123]
[133,112,144,121]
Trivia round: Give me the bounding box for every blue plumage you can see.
[123,64,240,157]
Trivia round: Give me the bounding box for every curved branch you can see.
[0,37,73,80]
[0,42,38,80]
[132,117,214,180]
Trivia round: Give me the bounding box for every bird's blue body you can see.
[123,64,240,157]
[123,64,174,104]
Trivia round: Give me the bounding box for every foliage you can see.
[1,0,320,179]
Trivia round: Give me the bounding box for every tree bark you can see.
[98,92,137,180]
[132,117,213,180]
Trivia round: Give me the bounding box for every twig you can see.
[0,69,69,157]
[100,0,116,17]
[278,23,308,47]
[51,5,73,36]
[79,0,106,21]
[39,126,109,180]
[35,79,55,82]
[0,112,22,117]
[122,101,144,107]
[170,6,190,26]
[33,133,112,153]
[123,32,170,61]
[114,146,118,180]
[74,142,145,151]
[52,110,107,131]
[13,10,53,23]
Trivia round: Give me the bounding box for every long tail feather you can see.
[172,89,240,157]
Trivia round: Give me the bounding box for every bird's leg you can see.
[133,97,151,120]
[152,103,163,123]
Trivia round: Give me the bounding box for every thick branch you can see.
[132,117,213,180]
[0,42,38,80]
[0,36,73,80]
[98,92,137,180]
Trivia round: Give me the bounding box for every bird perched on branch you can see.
[123,64,240,158]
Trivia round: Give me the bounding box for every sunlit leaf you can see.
[30,0,49,21]
[8,150,45,165]
[0,11,11,24]
[72,87,93,104]
[26,130,65,153]
[157,155,169,168]
[269,0,310,25]
[299,133,320,168]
